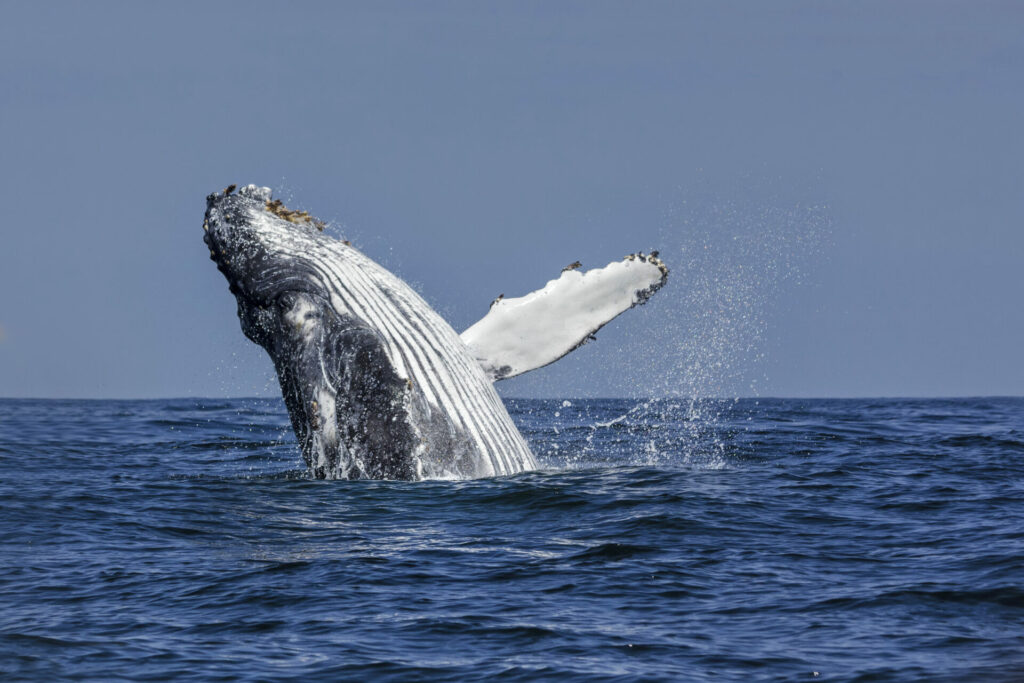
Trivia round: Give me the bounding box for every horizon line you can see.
[2,395,1022,402]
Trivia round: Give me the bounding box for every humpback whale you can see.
[203,184,668,480]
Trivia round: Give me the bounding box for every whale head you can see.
[203,185,328,342]
[202,184,425,479]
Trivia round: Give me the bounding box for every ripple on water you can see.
[1,397,1023,681]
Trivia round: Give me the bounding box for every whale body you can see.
[203,184,668,480]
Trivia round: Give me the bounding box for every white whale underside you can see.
[232,185,668,480]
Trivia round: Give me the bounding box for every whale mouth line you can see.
[202,185,276,303]
[201,226,246,297]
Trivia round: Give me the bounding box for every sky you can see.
[1,1,1021,399]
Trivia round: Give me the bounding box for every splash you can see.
[660,192,831,400]
[581,184,832,468]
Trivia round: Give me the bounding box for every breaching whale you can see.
[203,184,668,480]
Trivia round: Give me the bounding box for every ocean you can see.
[1,397,1022,681]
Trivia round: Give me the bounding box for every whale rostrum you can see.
[203,184,669,480]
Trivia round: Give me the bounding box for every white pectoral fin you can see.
[460,253,669,381]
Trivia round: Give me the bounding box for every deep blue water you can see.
[1,397,1023,681]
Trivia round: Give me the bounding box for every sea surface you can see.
[1,397,1022,681]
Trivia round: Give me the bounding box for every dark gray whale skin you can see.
[204,192,405,478]
[249,288,419,480]
[202,184,538,481]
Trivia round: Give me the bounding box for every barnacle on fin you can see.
[623,250,670,303]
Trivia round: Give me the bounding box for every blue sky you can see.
[1,1,1021,398]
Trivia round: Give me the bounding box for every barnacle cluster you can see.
[623,250,669,303]
[624,250,669,277]
[265,199,326,231]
